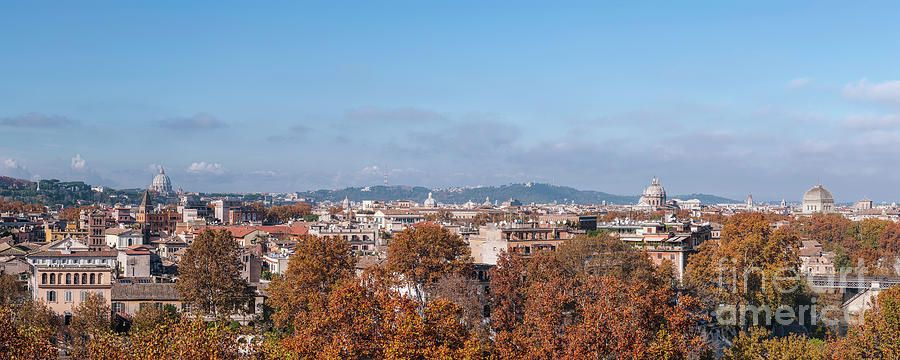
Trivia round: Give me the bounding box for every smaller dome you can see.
[424,192,436,207]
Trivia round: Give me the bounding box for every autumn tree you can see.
[828,285,900,359]
[794,214,852,250]
[328,206,344,215]
[265,203,313,223]
[386,224,472,304]
[129,304,178,333]
[0,200,47,214]
[263,280,485,360]
[724,327,825,360]
[70,292,111,344]
[267,235,356,330]
[59,205,97,222]
[0,306,56,360]
[489,251,527,333]
[0,271,26,305]
[429,273,489,339]
[685,212,804,315]
[176,229,250,318]
[75,315,245,360]
[553,232,673,287]
[490,248,707,360]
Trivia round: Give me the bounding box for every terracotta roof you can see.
[197,226,259,238]
[105,228,132,235]
[111,283,180,301]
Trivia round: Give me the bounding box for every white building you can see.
[105,228,144,250]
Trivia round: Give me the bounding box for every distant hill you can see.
[296,183,738,205]
[0,176,32,190]
[0,176,143,208]
[670,193,739,205]
[0,175,738,207]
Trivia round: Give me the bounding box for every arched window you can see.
[42,273,47,284]
[97,274,103,284]
[66,273,71,284]
[73,274,79,285]
[47,291,56,302]
[82,273,87,284]
[49,273,55,284]
[90,273,95,284]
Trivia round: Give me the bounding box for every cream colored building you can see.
[801,185,835,214]
[26,238,117,318]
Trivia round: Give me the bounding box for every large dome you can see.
[801,184,835,214]
[638,177,667,207]
[150,167,173,195]
[802,185,834,203]
[643,177,666,197]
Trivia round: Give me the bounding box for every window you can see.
[81,291,87,302]
[41,273,47,284]
[73,274,79,285]
[112,302,124,313]
[47,291,56,302]
[49,273,55,284]
[66,273,71,284]
[65,291,72,302]
[90,273,95,284]
[97,274,103,284]
[81,274,87,284]
[97,291,104,297]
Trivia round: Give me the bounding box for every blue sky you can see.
[2,1,900,202]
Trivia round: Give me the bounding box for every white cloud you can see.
[71,154,86,170]
[157,113,227,130]
[187,162,226,175]
[843,78,900,105]
[250,170,277,177]
[3,158,20,169]
[360,165,381,175]
[841,114,900,130]
[344,106,444,122]
[0,157,32,179]
[787,77,811,88]
[1,113,76,127]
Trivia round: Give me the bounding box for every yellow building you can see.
[44,222,88,243]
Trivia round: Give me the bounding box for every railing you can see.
[808,274,900,289]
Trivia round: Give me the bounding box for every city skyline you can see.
[3,2,900,200]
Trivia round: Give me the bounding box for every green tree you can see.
[176,229,250,318]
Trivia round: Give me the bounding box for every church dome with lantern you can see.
[149,166,173,195]
[638,177,666,207]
